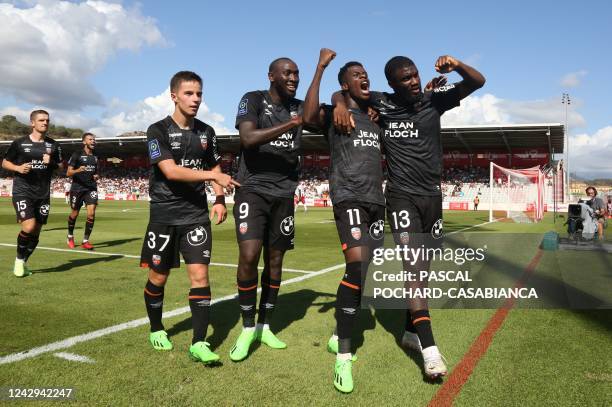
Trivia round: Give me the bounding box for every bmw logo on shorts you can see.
[369,220,385,240]
[431,219,444,239]
[187,226,207,246]
[280,216,294,236]
[39,204,50,216]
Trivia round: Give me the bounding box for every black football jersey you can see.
[234,90,303,198]
[3,135,62,199]
[371,84,461,196]
[146,116,220,225]
[323,106,384,206]
[68,149,98,192]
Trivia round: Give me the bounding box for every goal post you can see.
[489,162,545,223]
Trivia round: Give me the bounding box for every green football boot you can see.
[149,330,173,351]
[229,329,257,362]
[13,259,31,278]
[257,328,287,349]
[189,341,220,364]
[334,358,354,393]
[327,335,338,354]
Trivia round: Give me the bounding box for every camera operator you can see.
[586,186,606,240]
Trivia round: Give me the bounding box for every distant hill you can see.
[0,115,83,140]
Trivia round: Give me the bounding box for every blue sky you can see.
[0,0,610,177]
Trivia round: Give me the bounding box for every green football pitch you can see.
[0,198,610,406]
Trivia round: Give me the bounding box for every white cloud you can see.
[442,93,586,128]
[441,93,611,177]
[570,126,612,178]
[89,88,232,136]
[560,70,587,88]
[0,1,167,110]
[1,88,232,137]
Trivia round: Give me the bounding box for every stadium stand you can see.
[0,124,566,211]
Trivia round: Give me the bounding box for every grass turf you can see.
[0,198,610,406]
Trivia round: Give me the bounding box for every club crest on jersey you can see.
[239,222,248,234]
[199,134,208,150]
[280,216,294,236]
[289,105,298,118]
[351,227,362,240]
[369,220,384,240]
[39,204,49,216]
[152,254,161,266]
[431,219,444,239]
[187,226,207,246]
[399,232,410,244]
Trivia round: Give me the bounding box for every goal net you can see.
[489,163,545,223]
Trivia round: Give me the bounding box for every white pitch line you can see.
[0,244,315,274]
[53,352,95,364]
[0,219,495,365]
[446,219,499,236]
[0,262,344,365]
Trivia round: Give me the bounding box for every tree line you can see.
[0,115,83,140]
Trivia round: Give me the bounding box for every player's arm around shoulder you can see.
[236,91,302,149]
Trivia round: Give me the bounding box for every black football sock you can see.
[144,280,165,332]
[83,217,94,241]
[24,233,39,262]
[257,273,281,326]
[237,278,258,328]
[412,309,435,349]
[405,309,417,333]
[335,262,362,354]
[67,215,77,236]
[16,231,33,260]
[189,286,211,344]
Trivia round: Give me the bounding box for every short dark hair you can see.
[30,109,49,122]
[337,61,363,86]
[384,56,416,81]
[268,57,294,73]
[82,132,95,141]
[170,71,202,92]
